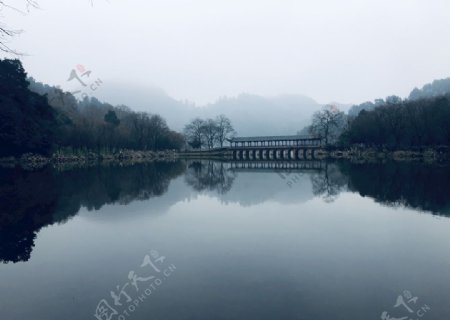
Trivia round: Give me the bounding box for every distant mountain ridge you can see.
[96,83,322,136]
[32,75,450,137]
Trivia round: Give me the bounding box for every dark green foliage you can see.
[342,96,450,148]
[0,161,185,263]
[0,58,184,157]
[409,77,450,100]
[29,79,185,152]
[348,98,389,117]
[0,60,29,94]
[188,138,202,149]
[0,59,57,156]
[104,110,120,127]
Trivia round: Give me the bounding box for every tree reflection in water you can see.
[1,159,450,264]
[310,162,348,203]
[0,161,185,264]
[338,161,450,215]
[184,161,236,195]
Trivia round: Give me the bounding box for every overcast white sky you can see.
[2,0,450,105]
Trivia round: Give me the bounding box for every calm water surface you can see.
[0,160,450,320]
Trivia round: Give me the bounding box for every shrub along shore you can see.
[1,146,449,171]
[0,149,180,169]
[317,146,450,162]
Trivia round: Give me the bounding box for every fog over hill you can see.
[96,82,323,136]
[409,77,450,100]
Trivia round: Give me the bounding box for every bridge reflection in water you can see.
[229,160,323,171]
[228,135,322,160]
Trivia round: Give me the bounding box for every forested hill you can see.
[341,94,450,148]
[0,60,55,157]
[340,76,450,148]
[304,75,450,149]
[409,77,450,100]
[348,76,450,117]
[0,59,184,158]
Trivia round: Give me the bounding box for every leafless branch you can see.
[0,0,39,15]
[0,1,38,54]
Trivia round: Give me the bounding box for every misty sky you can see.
[2,0,450,105]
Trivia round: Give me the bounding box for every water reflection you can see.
[1,160,450,264]
[185,161,236,194]
[339,161,450,215]
[310,162,348,203]
[0,161,184,263]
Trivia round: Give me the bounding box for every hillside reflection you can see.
[1,160,450,263]
[339,161,450,215]
[0,162,185,264]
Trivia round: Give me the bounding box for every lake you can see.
[0,160,449,320]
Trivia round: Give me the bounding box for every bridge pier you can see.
[262,149,267,160]
[231,147,320,161]
[289,149,296,160]
[276,149,282,159]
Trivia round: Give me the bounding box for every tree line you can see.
[306,92,450,149]
[183,115,236,149]
[0,59,184,157]
[341,95,450,148]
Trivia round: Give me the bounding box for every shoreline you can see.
[0,150,180,170]
[179,146,450,162]
[1,147,449,170]
[317,147,450,162]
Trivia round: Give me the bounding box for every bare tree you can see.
[201,118,219,149]
[0,1,38,53]
[0,1,104,53]
[184,116,235,149]
[215,114,235,147]
[309,105,345,145]
[183,118,205,149]
[147,114,169,150]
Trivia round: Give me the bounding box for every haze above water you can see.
[0,160,449,320]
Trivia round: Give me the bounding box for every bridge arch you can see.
[227,135,321,161]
